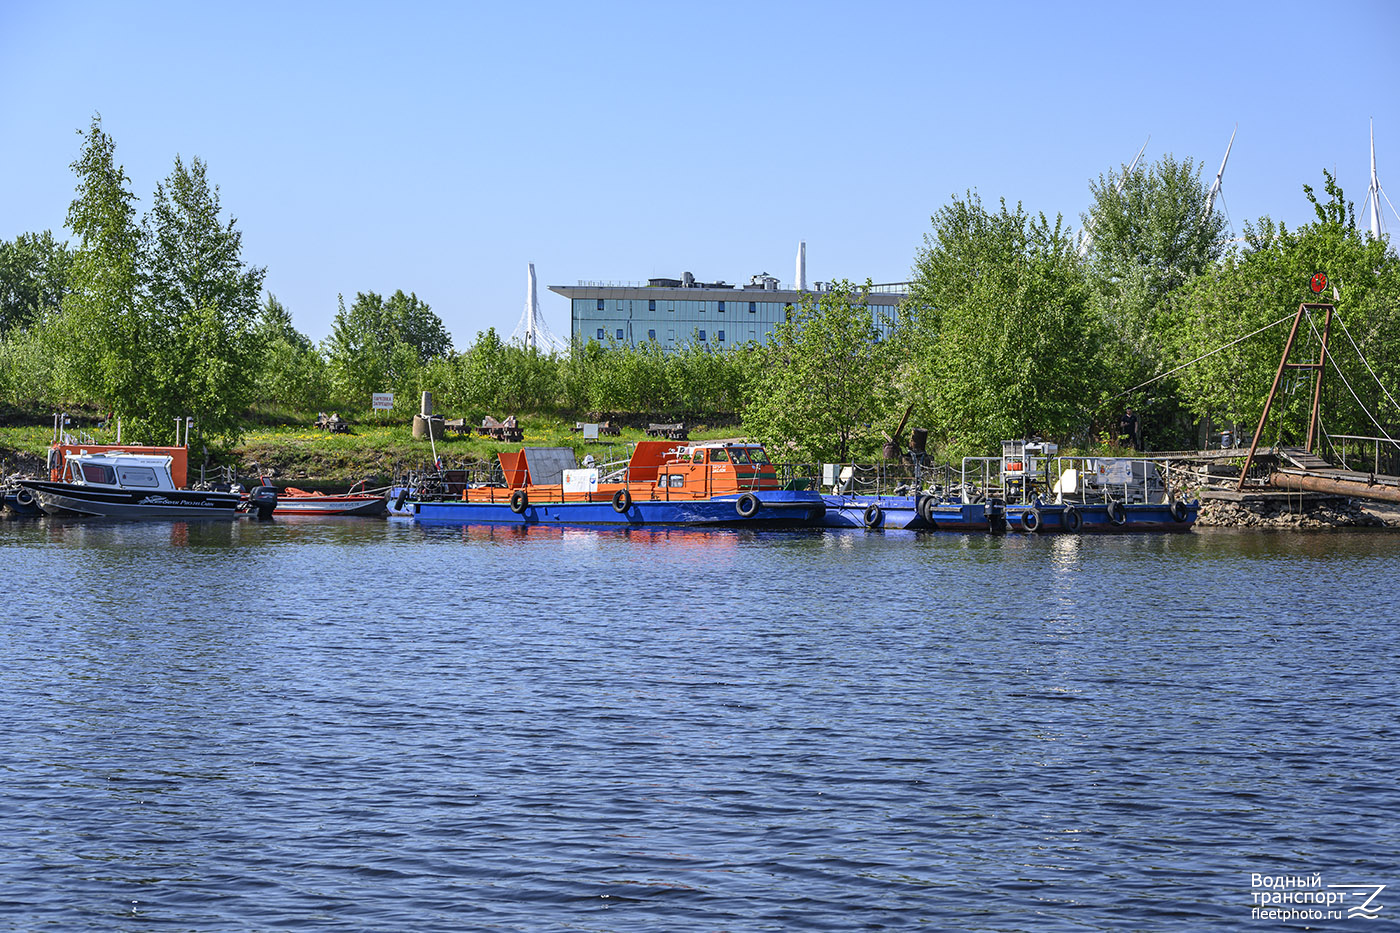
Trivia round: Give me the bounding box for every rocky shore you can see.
[1196,493,1400,529]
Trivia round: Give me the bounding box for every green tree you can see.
[143,154,266,445]
[0,231,73,333]
[55,114,148,418]
[325,289,451,406]
[252,294,329,412]
[742,281,895,462]
[1081,154,1227,446]
[902,192,1102,454]
[1166,171,1400,446]
[1082,154,1225,376]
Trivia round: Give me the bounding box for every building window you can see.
[748,301,756,313]
[668,303,675,312]
[718,301,725,312]
[649,299,656,311]
[717,330,725,342]
[596,299,604,311]
[616,328,624,340]
[596,328,605,340]
[648,329,656,341]
[698,329,706,341]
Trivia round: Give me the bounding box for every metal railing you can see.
[1328,433,1400,476]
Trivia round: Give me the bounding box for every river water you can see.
[1,517,1396,931]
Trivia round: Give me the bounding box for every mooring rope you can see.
[1110,311,1296,399]
[1303,311,1400,450]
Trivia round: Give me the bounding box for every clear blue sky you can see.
[2,0,1397,345]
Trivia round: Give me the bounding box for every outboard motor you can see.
[248,485,278,520]
[987,497,1008,535]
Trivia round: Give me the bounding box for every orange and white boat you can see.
[403,440,825,526]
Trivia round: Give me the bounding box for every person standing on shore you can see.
[1118,407,1142,451]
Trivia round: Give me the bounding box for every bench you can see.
[645,422,688,440]
[315,412,350,433]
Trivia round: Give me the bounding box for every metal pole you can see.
[1305,305,1333,453]
[1238,303,1308,490]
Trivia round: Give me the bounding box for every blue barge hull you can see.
[1004,500,1199,533]
[409,490,826,526]
[818,495,994,531]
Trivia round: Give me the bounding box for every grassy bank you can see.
[0,415,742,486]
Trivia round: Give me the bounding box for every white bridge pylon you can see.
[510,263,568,353]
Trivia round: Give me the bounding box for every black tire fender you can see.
[735,493,760,518]
[612,488,632,513]
[1107,500,1127,525]
[863,504,883,528]
[1063,506,1083,533]
[394,489,409,512]
[1170,499,1189,523]
[14,487,35,508]
[509,489,528,514]
[1021,507,1041,533]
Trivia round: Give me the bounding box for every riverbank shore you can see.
[1196,492,1400,529]
[6,423,1400,530]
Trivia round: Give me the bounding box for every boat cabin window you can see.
[709,449,729,462]
[746,448,770,465]
[691,451,704,464]
[729,447,750,463]
[669,474,684,488]
[115,465,159,488]
[80,463,116,485]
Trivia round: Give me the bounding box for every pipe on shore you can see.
[1268,471,1400,504]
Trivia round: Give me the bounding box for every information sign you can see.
[371,392,394,411]
[562,468,599,494]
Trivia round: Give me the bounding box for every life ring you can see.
[394,489,408,512]
[1020,507,1041,533]
[14,487,35,508]
[1107,500,1127,525]
[509,489,528,514]
[1170,499,1189,523]
[735,493,760,518]
[612,488,632,513]
[918,495,938,529]
[1063,506,1083,533]
[863,504,883,528]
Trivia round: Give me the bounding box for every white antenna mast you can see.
[1203,123,1236,221]
[1081,136,1149,256]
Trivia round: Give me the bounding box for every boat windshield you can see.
[728,447,750,463]
[80,462,116,485]
[745,447,770,465]
[710,448,729,462]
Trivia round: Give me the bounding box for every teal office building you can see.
[549,272,906,350]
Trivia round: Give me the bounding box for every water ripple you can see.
[0,520,1396,929]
